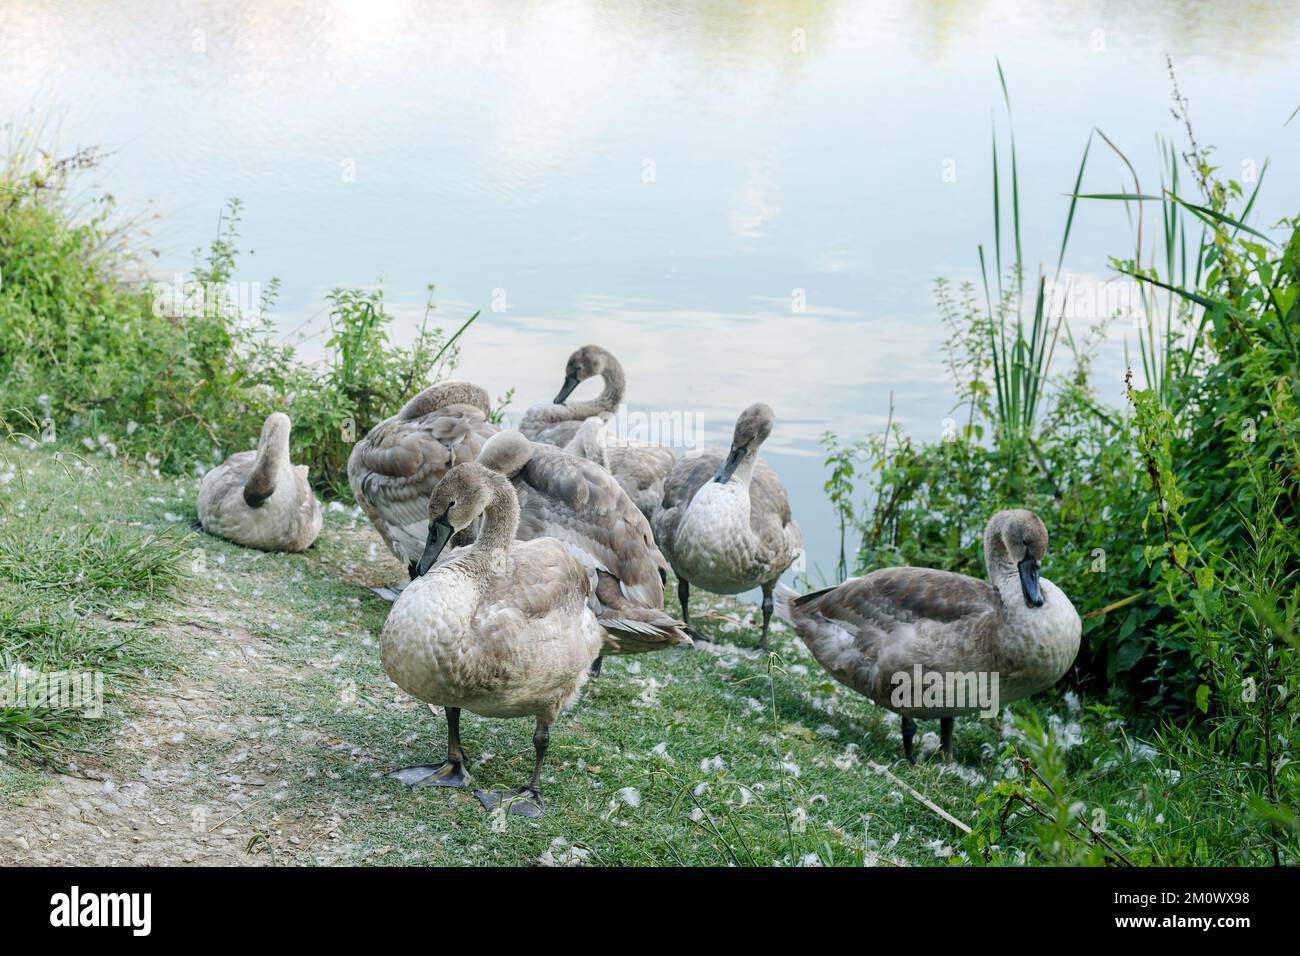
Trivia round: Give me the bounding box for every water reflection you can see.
[1,0,1296,575]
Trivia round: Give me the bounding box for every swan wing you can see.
[513,444,666,609]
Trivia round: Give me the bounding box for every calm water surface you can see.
[3,0,1297,578]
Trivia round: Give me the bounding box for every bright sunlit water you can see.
[3,0,1297,579]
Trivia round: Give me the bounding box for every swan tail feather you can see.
[598,612,692,654]
[775,582,840,625]
[774,584,801,626]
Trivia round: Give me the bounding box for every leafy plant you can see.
[965,713,1133,866]
[827,64,1299,864]
[280,287,478,500]
[0,134,483,501]
[820,430,869,583]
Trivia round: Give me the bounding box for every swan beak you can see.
[714,445,745,483]
[416,517,455,577]
[553,375,580,404]
[1018,554,1043,608]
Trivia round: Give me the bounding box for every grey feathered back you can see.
[513,442,669,609]
[348,381,499,563]
[478,432,689,653]
[563,418,676,522]
[197,413,322,552]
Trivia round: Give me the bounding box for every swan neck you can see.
[567,360,625,418]
[244,416,289,506]
[465,479,519,572]
[731,449,759,487]
[596,359,625,410]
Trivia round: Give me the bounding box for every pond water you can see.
[3,0,1297,581]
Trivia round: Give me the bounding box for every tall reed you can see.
[978,63,1091,446]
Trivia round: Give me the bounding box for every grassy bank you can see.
[0,442,1240,865]
[0,441,1122,866]
[1,84,1295,865]
[822,70,1299,864]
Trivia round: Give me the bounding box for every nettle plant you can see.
[0,136,491,500]
[281,287,480,501]
[828,67,1298,722]
[1111,177,1300,864]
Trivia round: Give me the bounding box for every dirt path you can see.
[0,609,349,865]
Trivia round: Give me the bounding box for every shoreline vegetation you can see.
[2,67,1296,864]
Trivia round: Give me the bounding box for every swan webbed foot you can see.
[475,786,544,818]
[385,761,469,787]
[589,656,604,678]
[684,625,712,644]
[477,720,549,816]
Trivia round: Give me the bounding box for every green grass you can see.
[0,526,183,596]
[0,447,184,764]
[0,441,1189,866]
